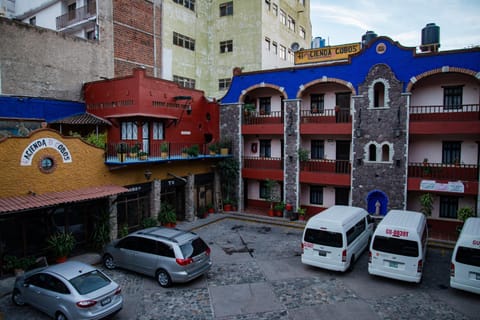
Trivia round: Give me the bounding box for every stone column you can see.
[108,195,118,241]
[185,173,195,221]
[284,99,301,211]
[151,179,161,218]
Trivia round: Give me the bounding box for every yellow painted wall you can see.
[0,129,216,198]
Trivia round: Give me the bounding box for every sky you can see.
[310,0,480,51]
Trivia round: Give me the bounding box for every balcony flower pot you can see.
[138,151,148,160]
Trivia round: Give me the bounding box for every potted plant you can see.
[161,142,169,158]
[158,203,176,227]
[265,179,279,216]
[419,193,434,217]
[223,198,233,212]
[298,148,309,162]
[138,150,148,160]
[3,255,36,276]
[298,207,306,221]
[187,144,200,157]
[456,207,475,234]
[197,206,207,219]
[219,139,231,155]
[181,147,189,158]
[116,142,129,162]
[274,202,285,217]
[129,143,140,158]
[243,103,256,116]
[206,203,215,214]
[208,143,219,156]
[141,217,158,228]
[47,232,76,263]
[218,158,239,211]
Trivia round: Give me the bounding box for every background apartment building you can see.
[1,0,311,99]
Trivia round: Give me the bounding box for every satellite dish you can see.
[290,42,300,52]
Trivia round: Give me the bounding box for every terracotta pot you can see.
[56,256,67,264]
[224,204,232,212]
[268,209,275,217]
[275,210,283,217]
[208,208,215,214]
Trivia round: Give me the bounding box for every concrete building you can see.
[3,0,311,99]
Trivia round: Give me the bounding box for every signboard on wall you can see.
[294,43,361,65]
[420,180,465,193]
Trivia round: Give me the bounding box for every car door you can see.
[130,238,159,276]
[24,273,69,316]
[115,236,141,271]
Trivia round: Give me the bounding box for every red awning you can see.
[0,185,128,214]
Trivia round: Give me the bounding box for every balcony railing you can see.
[243,111,283,125]
[56,0,97,30]
[409,104,480,121]
[105,141,230,163]
[300,159,351,174]
[243,157,283,170]
[300,109,351,124]
[408,162,478,181]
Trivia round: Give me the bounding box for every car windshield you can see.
[69,270,111,295]
[180,237,209,258]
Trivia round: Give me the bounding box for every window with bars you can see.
[260,140,271,158]
[272,42,278,54]
[219,1,233,16]
[220,40,233,53]
[259,97,271,115]
[173,75,195,89]
[311,140,324,159]
[310,94,324,113]
[280,10,286,25]
[439,196,459,219]
[310,186,324,205]
[121,122,138,140]
[265,37,271,51]
[443,86,463,109]
[173,32,195,51]
[442,141,461,164]
[173,0,195,11]
[287,16,295,31]
[218,78,231,91]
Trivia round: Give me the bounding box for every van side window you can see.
[455,247,480,267]
[156,241,175,258]
[346,219,366,245]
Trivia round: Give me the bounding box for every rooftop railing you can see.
[409,104,480,121]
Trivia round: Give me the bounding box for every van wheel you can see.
[156,269,172,287]
[348,255,355,272]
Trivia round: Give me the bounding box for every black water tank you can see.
[421,23,440,51]
[362,31,377,46]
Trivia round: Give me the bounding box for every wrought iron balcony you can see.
[409,104,480,121]
[56,0,97,30]
[408,162,478,181]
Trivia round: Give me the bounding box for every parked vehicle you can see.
[450,217,480,294]
[11,261,123,320]
[102,226,212,287]
[301,205,374,272]
[368,209,427,283]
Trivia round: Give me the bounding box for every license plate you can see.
[101,297,111,306]
[318,250,326,257]
[389,261,398,268]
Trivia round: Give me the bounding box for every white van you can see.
[301,205,374,272]
[368,210,427,283]
[450,217,480,294]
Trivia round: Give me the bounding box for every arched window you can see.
[381,144,390,161]
[374,82,385,108]
[369,144,376,161]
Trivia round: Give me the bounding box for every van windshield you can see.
[456,246,480,267]
[372,236,419,257]
[304,229,343,248]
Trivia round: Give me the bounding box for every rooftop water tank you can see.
[311,37,326,48]
[421,23,440,52]
[361,31,377,47]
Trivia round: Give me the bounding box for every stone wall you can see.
[352,63,408,212]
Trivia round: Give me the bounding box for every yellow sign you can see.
[294,43,361,65]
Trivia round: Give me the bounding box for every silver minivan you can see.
[102,227,212,287]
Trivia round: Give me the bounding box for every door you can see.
[142,123,149,154]
[336,140,350,173]
[335,92,351,123]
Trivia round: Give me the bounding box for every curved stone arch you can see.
[296,77,356,98]
[406,67,479,92]
[238,83,287,103]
